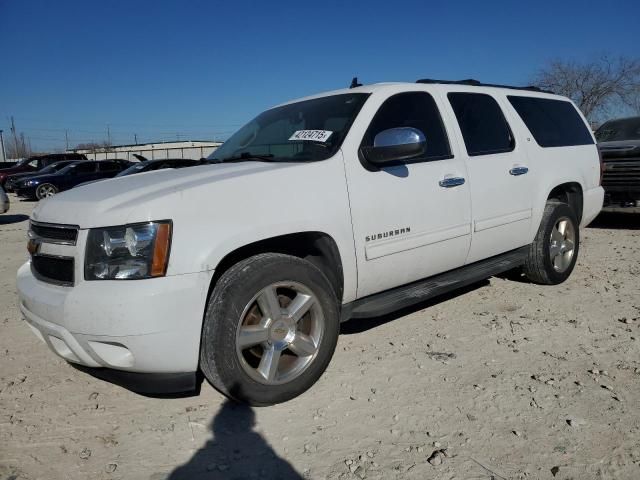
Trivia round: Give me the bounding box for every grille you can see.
[602,159,640,192]
[30,221,79,245]
[32,255,75,286]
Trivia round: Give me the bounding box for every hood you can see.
[6,171,41,181]
[598,140,640,160]
[17,172,60,185]
[32,161,301,228]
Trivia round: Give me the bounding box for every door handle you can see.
[509,166,529,176]
[439,176,466,188]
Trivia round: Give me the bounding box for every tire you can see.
[523,201,579,285]
[36,183,58,200]
[200,253,340,406]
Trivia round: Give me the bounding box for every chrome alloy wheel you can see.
[235,281,324,385]
[549,216,576,273]
[37,184,57,198]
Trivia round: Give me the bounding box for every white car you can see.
[17,79,604,405]
[0,185,9,214]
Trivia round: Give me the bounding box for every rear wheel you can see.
[36,183,58,200]
[523,202,579,285]
[200,253,340,406]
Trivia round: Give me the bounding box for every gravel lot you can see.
[1,196,639,480]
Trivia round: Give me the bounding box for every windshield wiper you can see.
[210,152,277,163]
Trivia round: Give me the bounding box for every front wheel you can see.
[523,201,579,285]
[36,183,58,200]
[200,253,340,406]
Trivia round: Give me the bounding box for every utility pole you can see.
[134,133,138,145]
[107,124,111,146]
[0,130,6,162]
[10,116,19,157]
[65,129,69,151]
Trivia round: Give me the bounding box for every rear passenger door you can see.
[445,91,534,263]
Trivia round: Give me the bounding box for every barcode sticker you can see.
[288,130,333,142]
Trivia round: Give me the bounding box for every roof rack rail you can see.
[415,78,554,94]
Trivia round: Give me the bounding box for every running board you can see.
[341,246,529,321]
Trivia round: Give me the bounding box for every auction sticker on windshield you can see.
[289,130,333,142]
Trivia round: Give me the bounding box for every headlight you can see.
[85,221,172,280]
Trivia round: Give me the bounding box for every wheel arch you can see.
[207,231,345,306]
[546,182,584,223]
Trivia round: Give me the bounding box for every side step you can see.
[341,246,529,321]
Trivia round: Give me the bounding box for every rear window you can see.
[448,93,514,156]
[507,96,594,147]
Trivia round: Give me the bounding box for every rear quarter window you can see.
[507,96,594,148]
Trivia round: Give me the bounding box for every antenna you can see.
[349,77,362,89]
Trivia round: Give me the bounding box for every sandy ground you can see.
[1,196,639,480]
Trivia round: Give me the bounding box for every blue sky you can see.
[1,0,638,151]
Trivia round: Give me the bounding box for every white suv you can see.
[17,79,604,405]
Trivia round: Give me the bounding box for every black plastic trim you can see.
[416,78,554,94]
[341,246,529,321]
[71,365,199,396]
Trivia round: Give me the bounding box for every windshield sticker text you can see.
[289,130,333,142]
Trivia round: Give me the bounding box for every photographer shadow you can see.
[168,389,303,480]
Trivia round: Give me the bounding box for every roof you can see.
[275,79,563,109]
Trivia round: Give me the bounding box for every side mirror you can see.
[362,127,427,165]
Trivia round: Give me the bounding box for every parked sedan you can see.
[0,153,87,187]
[14,160,131,200]
[74,158,203,189]
[0,185,9,214]
[4,160,80,192]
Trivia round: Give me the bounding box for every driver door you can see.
[343,90,472,298]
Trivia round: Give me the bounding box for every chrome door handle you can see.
[439,176,466,188]
[509,166,529,176]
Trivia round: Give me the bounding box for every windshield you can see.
[596,117,640,142]
[38,162,68,174]
[116,163,147,177]
[16,157,38,167]
[208,93,369,163]
[57,161,86,175]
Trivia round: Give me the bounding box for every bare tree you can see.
[5,132,32,159]
[533,55,640,122]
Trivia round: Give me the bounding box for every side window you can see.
[448,92,514,156]
[73,162,96,174]
[98,162,119,172]
[362,92,452,161]
[507,96,594,147]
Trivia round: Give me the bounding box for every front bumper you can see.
[14,185,37,199]
[17,262,213,375]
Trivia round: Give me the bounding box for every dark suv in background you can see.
[0,153,87,188]
[14,159,131,200]
[596,116,640,211]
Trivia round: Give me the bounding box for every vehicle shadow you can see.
[168,389,303,480]
[340,279,490,334]
[588,211,640,230]
[0,214,29,225]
